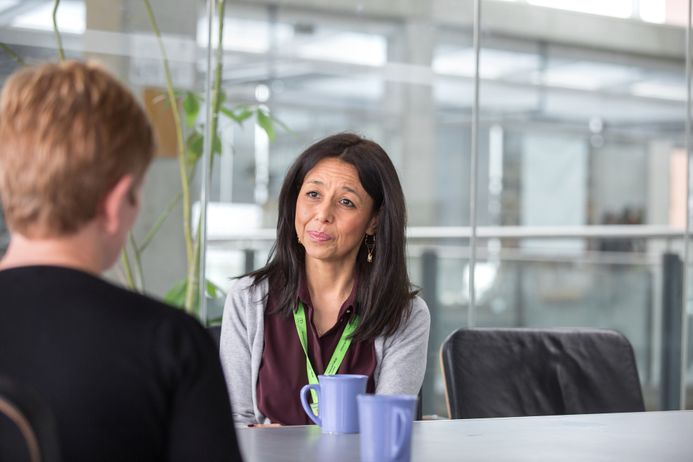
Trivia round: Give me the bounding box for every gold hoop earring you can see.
[365,234,375,263]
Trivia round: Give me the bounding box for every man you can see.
[0,61,243,461]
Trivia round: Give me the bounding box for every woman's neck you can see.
[304,258,356,335]
[305,259,355,304]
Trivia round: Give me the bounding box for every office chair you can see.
[415,389,423,421]
[207,324,222,349]
[440,328,645,419]
[0,377,61,462]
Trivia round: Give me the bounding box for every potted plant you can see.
[1,0,285,321]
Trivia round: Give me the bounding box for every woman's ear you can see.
[366,213,378,235]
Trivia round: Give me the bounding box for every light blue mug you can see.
[357,394,417,462]
[299,374,368,434]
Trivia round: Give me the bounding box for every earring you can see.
[365,234,375,263]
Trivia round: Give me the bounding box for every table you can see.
[237,410,693,461]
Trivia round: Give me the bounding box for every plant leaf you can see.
[212,134,222,156]
[166,279,225,309]
[219,106,235,120]
[220,105,253,125]
[207,316,223,326]
[186,131,204,165]
[234,107,254,123]
[256,108,276,141]
[164,279,187,308]
[183,91,200,128]
[206,281,217,298]
[206,279,226,299]
[270,114,293,135]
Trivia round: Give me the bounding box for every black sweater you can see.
[0,265,242,461]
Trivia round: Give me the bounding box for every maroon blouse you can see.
[256,278,376,425]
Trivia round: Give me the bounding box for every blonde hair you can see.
[0,60,155,237]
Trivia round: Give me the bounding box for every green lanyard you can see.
[292,301,360,415]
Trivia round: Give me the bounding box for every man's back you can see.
[0,265,242,461]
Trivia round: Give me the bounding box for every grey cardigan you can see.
[219,276,431,425]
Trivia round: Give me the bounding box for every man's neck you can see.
[0,230,105,275]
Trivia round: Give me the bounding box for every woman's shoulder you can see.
[374,293,430,350]
[225,275,269,313]
[409,293,430,317]
[397,294,430,334]
[228,275,268,296]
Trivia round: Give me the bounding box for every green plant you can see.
[125,88,283,310]
[0,43,25,66]
[120,0,287,317]
[3,0,289,318]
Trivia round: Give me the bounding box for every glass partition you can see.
[0,0,209,317]
[0,0,691,416]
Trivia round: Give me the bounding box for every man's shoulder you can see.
[102,279,203,333]
[79,270,189,321]
[0,265,195,327]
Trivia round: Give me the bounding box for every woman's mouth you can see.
[307,231,331,242]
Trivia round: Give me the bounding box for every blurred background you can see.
[0,0,690,416]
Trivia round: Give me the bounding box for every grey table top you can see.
[237,410,693,461]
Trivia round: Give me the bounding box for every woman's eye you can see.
[306,191,319,199]
[340,198,355,208]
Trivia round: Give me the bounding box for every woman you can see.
[220,133,430,426]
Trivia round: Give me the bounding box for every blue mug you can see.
[357,394,417,462]
[300,374,367,434]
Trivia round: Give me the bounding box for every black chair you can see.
[0,377,61,462]
[207,324,222,349]
[440,328,645,419]
[415,388,423,421]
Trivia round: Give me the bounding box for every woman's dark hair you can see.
[248,132,417,341]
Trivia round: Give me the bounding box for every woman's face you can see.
[295,157,377,268]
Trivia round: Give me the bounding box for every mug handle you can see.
[300,384,321,426]
[390,407,410,460]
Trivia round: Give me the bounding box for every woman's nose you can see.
[315,201,334,223]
